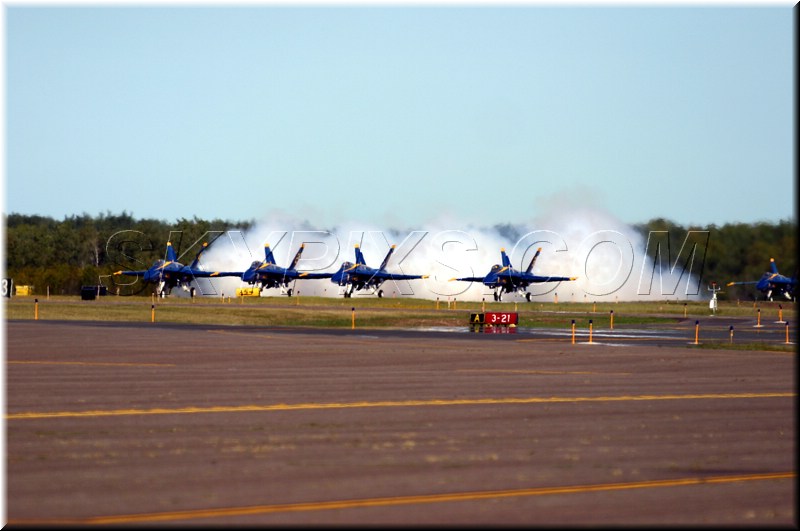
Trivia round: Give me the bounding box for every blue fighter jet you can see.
[726,258,796,301]
[113,240,239,297]
[240,243,333,296]
[450,247,577,302]
[331,244,428,298]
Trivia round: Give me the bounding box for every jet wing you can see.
[296,272,335,279]
[113,270,148,277]
[449,276,486,283]
[371,271,428,281]
[187,270,243,278]
[386,273,428,281]
[506,271,577,284]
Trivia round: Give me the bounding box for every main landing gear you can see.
[493,290,533,302]
[342,286,383,298]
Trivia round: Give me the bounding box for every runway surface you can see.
[5,318,796,525]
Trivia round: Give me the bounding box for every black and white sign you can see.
[2,278,13,298]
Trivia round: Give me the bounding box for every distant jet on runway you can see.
[726,258,796,301]
[113,240,239,297]
[331,244,428,298]
[239,243,333,296]
[450,247,577,302]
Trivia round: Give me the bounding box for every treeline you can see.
[631,218,796,300]
[2,211,796,299]
[3,212,251,296]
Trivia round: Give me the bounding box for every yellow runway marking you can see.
[457,368,633,376]
[7,360,175,367]
[7,471,794,525]
[6,392,793,420]
[207,329,277,339]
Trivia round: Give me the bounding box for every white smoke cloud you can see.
[200,206,706,302]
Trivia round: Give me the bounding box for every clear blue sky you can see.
[3,2,795,228]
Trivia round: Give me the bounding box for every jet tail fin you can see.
[770,258,779,275]
[500,248,512,268]
[166,241,178,263]
[354,245,367,266]
[264,244,277,265]
[525,247,542,274]
[379,245,396,271]
[289,244,305,270]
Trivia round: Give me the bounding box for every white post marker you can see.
[707,281,721,315]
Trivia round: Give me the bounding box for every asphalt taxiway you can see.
[4,318,796,525]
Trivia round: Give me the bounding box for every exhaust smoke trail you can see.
[202,207,705,302]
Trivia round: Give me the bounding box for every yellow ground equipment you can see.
[236,287,261,297]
